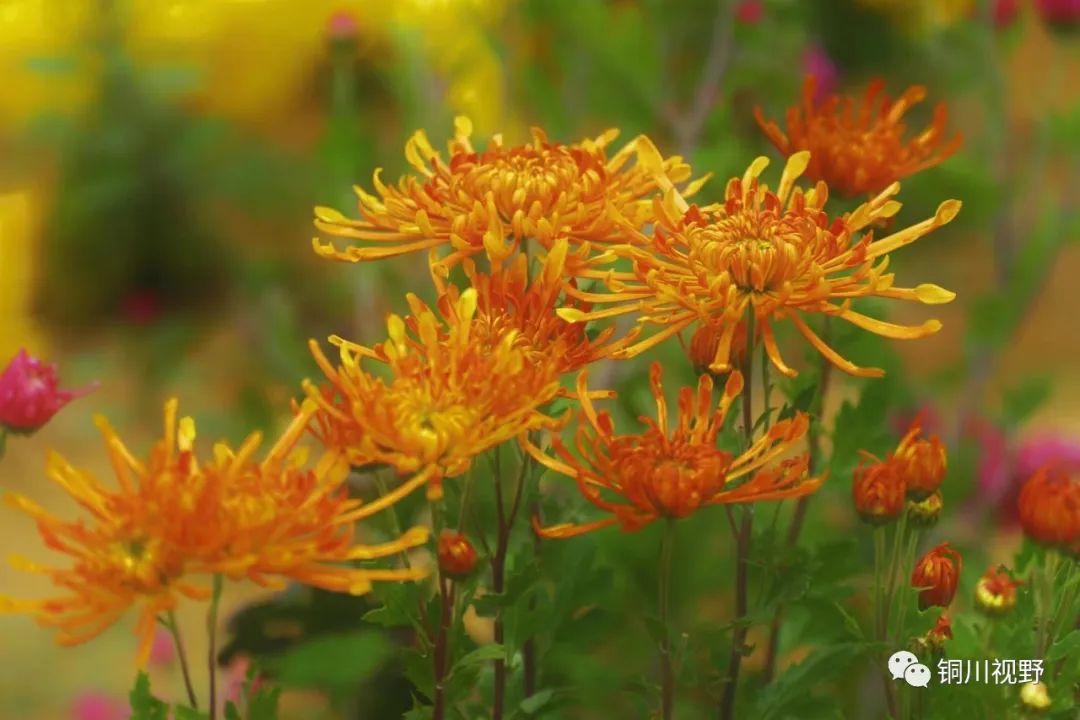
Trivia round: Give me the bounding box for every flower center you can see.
[689,213,807,293]
[611,435,731,518]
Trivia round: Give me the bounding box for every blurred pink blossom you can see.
[0,349,97,435]
[994,0,1021,27]
[149,627,176,667]
[1035,0,1080,24]
[71,692,128,720]
[802,45,839,105]
[327,9,360,39]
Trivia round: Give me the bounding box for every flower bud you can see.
[974,566,1023,617]
[687,320,748,376]
[735,0,764,24]
[437,531,479,580]
[852,458,905,525]
[0,349,96,435]
[1017,467,1080,550]
[894,419,947,499]
[911,542,962,611]
[1020,681,1051,712]
[906,491,943,528]
[925,613,953,651]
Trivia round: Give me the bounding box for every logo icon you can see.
[889,650,932,687]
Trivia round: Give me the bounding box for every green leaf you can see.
[1046,630,1080,662]
[129,672,169,720]
[247,681,283,720]
[451,643,507,673]
[519,688,556,716]
[224,702,243,720]
[270,630,392,690]
[172,706,208,720]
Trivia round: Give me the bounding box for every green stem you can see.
[720,312,756,720]
[163,611,199,710]
[659,519,677,720]
[491,448,529,720]
[1038,551,1061,658]
[432,498,451,720]
[207,574,224,720]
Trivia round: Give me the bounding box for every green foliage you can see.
[269,629,393,691]
[129,673,168,720]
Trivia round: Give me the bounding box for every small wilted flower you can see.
[907,490,944,527]
[974,566,1023,617]
[852,457,905,525]
[438,531,479,580]
[754,77,962,197]
[911,542,962,610]
[1017,467,1080,551]
[0,349,96,435]
[926,613,953,647]
[1020,681,1052,712]
[894,418,947,499]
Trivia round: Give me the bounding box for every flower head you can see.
[305,288,563,501]
[911,542,962,610]
[1017,467,1080,550]
[852,456,905,525]
[1,399,428,665]
[802,47,839,105]
[0,348,97,434]
[531,362,821,538]
[1036,0,1080,28]
[974,566,1023,617]
[1020,681,1052,712]
[437,531,479,580]
[894,417,947,499]
[563,146,959,378]
[313,117,706,276]
[754,77,962,197]
[433,241,638,375]
[906,490,944,527]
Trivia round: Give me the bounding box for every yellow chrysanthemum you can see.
[530,362,820,538]
[312,117,707,275]
[560,144,961,378]
[1,398,428,665]
[305,288,564,501]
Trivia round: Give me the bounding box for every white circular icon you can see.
[904,663,932,688]
[888,650,919,680]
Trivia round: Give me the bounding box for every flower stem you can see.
[658,518,677,720]
[163,611,199,710]
[207,574,223,720]
[491,448,529,720]
[720,320,755,720]
[432,574,455,720]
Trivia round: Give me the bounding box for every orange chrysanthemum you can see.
[312,116,708,276]
[305,288,564,501]
[0,399,428,665]
[974,566,1023,616]
[754,76,962,197]
[432,241,638,375]
[893,416,947,499]
[561,145,960,378]
[911,542,962,610]
[1017,466,1080,550]
[529,362,821,538]
[851,455,906,525]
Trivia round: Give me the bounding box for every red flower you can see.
[736,0,764,24]
[974,566,1023,616]
[0,349,97,435]
[852,456,905,525]
[928,613,953,644]
[1035,0,1080,27]
[894,417,947,499]
[911,542,962,610]
[1017,467,1080,549]
[994,0,1021,27]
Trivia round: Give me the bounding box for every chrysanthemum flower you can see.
[1,399,429,665]
[1017,467,1080,550]
[754,77,962,197]
[974,566,1023,617]
[893,416,948,499]
[530,362,820,538]
[561,145,960,378]
[432,240,638,375]
[305,288,564,501]
[312,116,707,276]
[852,455,905,525]
[911,542,962,610]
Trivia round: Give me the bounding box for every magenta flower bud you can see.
[327,9,359,40]
[71,691,128,720]
[0,349,97,435]
[802,45,839,106]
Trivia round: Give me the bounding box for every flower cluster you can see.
[852,416,948,525]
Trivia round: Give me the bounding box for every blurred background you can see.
[0,0,1078,718]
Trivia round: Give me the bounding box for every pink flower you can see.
[327,9,359,39]
[0,349,97,435]
[1015,434,1080,479]
[71,691,128,720]
[736,0,764,24]
[802,45,839,105]
[975,428,1080,528]
[1036,0,1080,25]
[149,627,176,667]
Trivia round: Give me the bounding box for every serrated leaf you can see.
[451,643,507,672]
[1046,630,1080,662]
[129,672,169,720]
